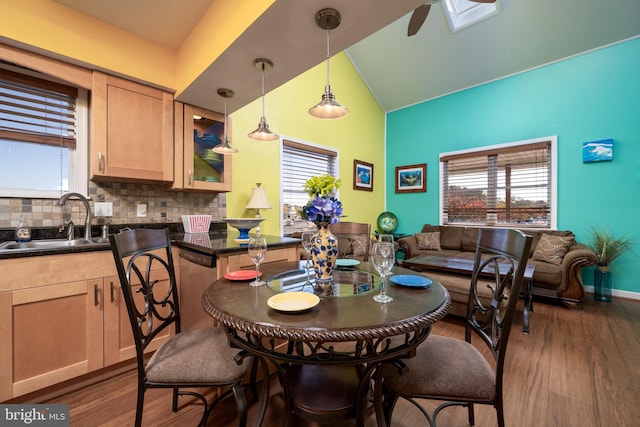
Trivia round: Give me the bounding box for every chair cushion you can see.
[383,335,495,401]
[145,327,249,385]
[415,232,441,250]
[532,233,574,265]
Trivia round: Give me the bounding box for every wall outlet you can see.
[136,203,147,218]
[94,202,113,217]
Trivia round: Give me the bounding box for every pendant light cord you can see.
[325,27,331,90]
[261,62,266,117]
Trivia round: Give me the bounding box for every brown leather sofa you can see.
[398,224,597,316]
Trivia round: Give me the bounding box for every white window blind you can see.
[0,68,77,148]
[282,139,338,208]
[440,140,552,228]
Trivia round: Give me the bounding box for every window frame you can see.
[439,136,557,230]
[0,63,88,199]
[280,137,339,236]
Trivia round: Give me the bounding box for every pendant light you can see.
[212,88,238,154]
[248,58,279,141]
[309,8,349,120]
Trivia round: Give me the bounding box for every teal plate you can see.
[377,211,398,233]
[389,275,432,288]
[336,259,360,267]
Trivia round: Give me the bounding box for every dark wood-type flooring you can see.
[43,295,640,426]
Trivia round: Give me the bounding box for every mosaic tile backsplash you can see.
[0,181,226,230]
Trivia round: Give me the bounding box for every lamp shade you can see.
[245,183,271,211]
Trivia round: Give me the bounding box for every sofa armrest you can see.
[557,243,598,310]
[397,235,419,260]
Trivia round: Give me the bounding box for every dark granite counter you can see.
[0,222,300,260]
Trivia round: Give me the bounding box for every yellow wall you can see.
[227,52,386,236]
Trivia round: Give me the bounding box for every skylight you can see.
[443,0,502,33]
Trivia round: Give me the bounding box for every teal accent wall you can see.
[386,37,640,294]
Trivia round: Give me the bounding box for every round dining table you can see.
[202,261,451,427]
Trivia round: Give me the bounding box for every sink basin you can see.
[0,239,93,252]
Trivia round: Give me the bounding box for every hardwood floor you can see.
[44,296,640,426]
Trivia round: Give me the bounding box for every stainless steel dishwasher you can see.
[178,247,218,331]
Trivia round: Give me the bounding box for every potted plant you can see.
[587,227,632,301]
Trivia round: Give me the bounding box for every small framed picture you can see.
[395,163,426,193]
[353,159,374,191]
[582,139,613,163]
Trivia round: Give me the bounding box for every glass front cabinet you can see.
[173,102,232,192]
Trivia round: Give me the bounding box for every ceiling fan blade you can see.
[470,0,497,3]
[407,4,431,37]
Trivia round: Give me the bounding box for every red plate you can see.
[224,270,262,281]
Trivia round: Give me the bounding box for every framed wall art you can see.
[582,139,613,163]
[353,159,374,191]
[395,163,426,193]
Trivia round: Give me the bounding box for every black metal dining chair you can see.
[373,228,533,427]
[109,228,267,427]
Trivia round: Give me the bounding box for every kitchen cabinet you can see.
[173,102,232,192]
[90,72,174,183]
[0,249,178,400]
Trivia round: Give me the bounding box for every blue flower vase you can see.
[310,223,338,283]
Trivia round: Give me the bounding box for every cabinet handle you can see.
[110,281,116,302]
[188,169,193,186]
[94,283,100,306]
[98,152,105,173]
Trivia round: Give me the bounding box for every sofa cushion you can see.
[440,226,465,250]
[416,232,441,250]
[532,233,575,265]
[461,228,480,252]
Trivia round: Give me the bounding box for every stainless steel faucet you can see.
[57,192,93,240]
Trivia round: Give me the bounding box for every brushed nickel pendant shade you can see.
[212,88,238,154]
[248,58,279,141]
[309,8,348,120]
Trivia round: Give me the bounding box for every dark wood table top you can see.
[202,261,451,351]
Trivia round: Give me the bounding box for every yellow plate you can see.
[267,292,320,313]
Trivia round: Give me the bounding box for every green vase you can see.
[310,223,338,283]
[594,266,612,302]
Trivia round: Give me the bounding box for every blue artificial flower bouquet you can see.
[302,175,343,224]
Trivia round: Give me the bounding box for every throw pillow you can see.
[532,233,574,265]
[415,232,441,250]
[351,235,370,258]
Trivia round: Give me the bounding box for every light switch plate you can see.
[95,202,113,217]
[136,203,147,218]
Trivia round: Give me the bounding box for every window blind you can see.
[0,68,77,149]
[282,140,338,208]
[440,141,551,228]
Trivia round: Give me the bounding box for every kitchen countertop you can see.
[0,222,300,260]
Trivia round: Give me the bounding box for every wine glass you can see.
[378,234,395,258]
[372,242,395,303]
[248,237,267,287]
[301,231,314,270]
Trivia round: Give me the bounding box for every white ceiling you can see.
[53,0,640,113]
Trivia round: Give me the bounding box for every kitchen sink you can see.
[0,239,94,252]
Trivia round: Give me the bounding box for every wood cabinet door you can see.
[103,269,176,366]
[3,281,104,399]
[173,102,232,192]
[91,72,174,183]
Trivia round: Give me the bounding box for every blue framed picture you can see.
[353,159,374,191]
[395,163,426,193]
[583,139,613,163]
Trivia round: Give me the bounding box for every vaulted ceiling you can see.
[54,0,640,113]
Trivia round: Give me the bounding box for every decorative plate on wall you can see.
[377,211,398,233]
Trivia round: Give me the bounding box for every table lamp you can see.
[245,183,271,236]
